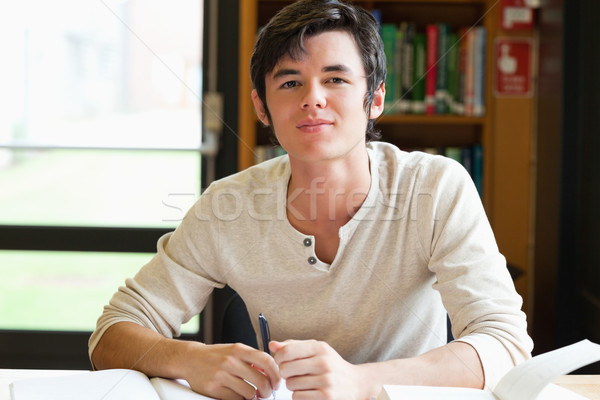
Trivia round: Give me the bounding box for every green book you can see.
[380,23,397,111]
[393,28,404,113]
[411,33,426,114]
[447,33,460,114]
[444,147,462,163]
[435,23,450,114]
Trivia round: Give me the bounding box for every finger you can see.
[251,365,282,396]
[277,356,326,379]
[285,373,332,391]
[269,340,285,354]
[226,344,280,387]
[272,339,323,364]
[242,364,279,398]
[212,346,278,399]
[207,365,262,400]
[227,377,261,400]
[247,352,281,390]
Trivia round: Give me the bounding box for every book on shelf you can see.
[393,26,404,112]
[10,369,294,400]
[376,19,487,117]
[444,146,463,164]
[425,24,438,115]
[411,32,427,114]
[464,26,476,117]
[472,26,487,117]
[435,23,450,114]
[378,339,600,400]
[461,146,474,182]
[455,27,469,115]
[447,33,460,114]
[471,143,483,196]
[398,21,415,113]
[381,23,397,110]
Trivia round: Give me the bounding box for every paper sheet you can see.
[494,340,600,400]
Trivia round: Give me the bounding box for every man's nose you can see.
[301,82,326,109]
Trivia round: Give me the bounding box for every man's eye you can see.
[329,77,346,84]
[281,81,298,89]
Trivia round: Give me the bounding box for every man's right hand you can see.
[182,341,281,400]
[92,322,280,400]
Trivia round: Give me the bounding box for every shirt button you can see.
[303,238,312,247]
[308,256,317,265]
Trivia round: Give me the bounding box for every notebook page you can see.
[494,340,600,400]
[10,369,160,400]
[150,378,215,400]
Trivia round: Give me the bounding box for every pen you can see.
[258,313,271,355]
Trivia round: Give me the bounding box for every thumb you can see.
[269,340,285,354]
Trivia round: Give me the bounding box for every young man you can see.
[89,1,533,399]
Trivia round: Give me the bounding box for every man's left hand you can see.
[269,339,377,400]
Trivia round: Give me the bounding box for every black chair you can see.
[211,286,258,348]
[212,286,455,346]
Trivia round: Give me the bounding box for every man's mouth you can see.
[296,119,333,132]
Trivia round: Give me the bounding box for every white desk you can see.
[2,369,599,399]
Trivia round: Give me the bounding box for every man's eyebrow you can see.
[272,64,353,79]
[272,68,300,79]
[322,64,351,73]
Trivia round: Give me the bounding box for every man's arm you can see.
[366,341,484,388]
[270,339,483,400]
[92,321,281,400]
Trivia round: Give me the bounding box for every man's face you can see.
[252,30,384,166]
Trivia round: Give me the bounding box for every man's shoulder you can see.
[190,155,288,222]
[206,154,290,193]
[368,141,460,176]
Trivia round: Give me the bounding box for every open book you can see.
[10,368,293,400]
[378,339,600,400]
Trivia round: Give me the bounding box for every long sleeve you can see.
[88,192,227,362]
[414,155,533,389]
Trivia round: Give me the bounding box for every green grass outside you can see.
[1,250,200,333]
[1,250,150,331]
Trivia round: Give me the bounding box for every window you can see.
[0,0,205,366]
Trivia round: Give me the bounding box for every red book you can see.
[425,24,438,115]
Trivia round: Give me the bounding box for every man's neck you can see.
[285,148,371,264]
[286,148,371,223]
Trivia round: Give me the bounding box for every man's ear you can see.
[369,82,385,119]
[251,89,269,126]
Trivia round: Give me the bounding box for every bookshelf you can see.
[237,0,535,317]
